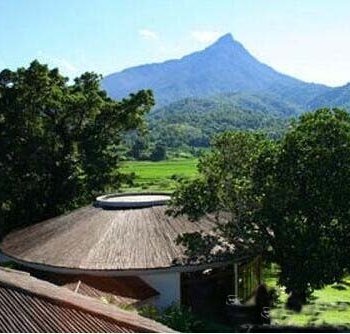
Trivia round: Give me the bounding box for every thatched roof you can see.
[1,196,221,272]
[0,267,174,333]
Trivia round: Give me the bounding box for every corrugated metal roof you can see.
[0,285,134,333]
[0,268,174,333]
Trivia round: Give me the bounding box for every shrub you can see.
[139,304,204,332]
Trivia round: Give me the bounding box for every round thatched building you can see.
[0,193,261,310]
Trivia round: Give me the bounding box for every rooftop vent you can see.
[96,193,171,209]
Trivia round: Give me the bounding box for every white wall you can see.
[140,271,181,309]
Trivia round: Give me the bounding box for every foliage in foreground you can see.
[171,108,350,303]
[139,304,205,332]
[0,60,154,237]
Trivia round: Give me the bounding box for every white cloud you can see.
[191,30,222,43]
[138,29,158,41]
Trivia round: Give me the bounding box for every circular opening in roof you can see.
[96,193,171,209]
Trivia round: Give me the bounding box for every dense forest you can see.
[149,93,293,145]
[123,93,292,159]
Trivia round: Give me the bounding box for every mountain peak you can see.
[215,33,234,44]
[209,33,244,52]
[102,33,330,107]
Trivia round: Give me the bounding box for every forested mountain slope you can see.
[103,34,350,150]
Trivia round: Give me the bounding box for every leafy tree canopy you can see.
[170,131,274,261]
[150,143,167,161]
[255,108,350,300]
[171,108,350,302]
[0,60,154,237]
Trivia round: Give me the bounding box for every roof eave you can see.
[1,251,254,276]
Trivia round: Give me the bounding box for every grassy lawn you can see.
[265,265,350,327]
[120,158,198,192]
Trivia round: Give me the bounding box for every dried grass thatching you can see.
[1,204,220,271]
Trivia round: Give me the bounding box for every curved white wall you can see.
[140,272,181,309]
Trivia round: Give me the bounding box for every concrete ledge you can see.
[96,192,171,209]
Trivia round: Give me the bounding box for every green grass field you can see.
[120,158,198,192]
[265,265,350,327]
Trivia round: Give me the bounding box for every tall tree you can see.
[255,108,350,301]
[150,143,167,161]
[171,132,273,260]
[171,108,350,303]
[0,60,154,237]
[129,137,148,160]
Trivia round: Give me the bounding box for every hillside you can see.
[148,95,289,148]
[308,83,350,110]
[102,34,330,109]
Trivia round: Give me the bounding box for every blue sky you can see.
[1,0,350,86]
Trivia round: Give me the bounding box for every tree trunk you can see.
[286,290,307,312]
